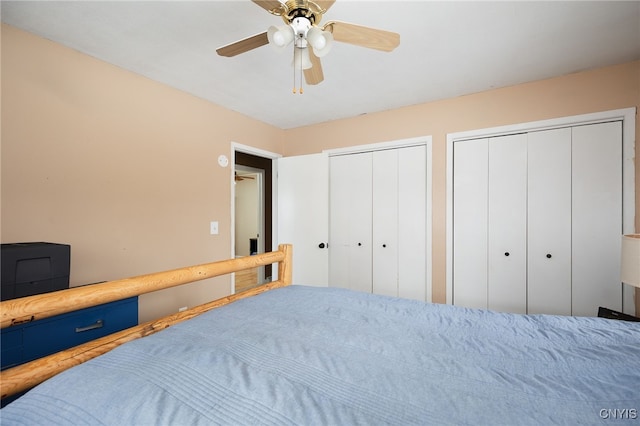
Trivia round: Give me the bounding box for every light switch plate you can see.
[210,221,219,235]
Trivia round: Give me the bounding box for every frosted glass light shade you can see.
[292,47,312,70]
[267,25,294,51]
[306,27,333,57]
[621,234,640,288]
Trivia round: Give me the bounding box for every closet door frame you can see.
[446,108,636,313]
[326,135,433,302]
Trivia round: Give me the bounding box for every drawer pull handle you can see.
[75,319,104,333]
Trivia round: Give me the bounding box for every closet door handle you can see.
[358,243,362,247]
[318,242,326,249]
[382,244,387,248]
[504,252,510,257]
[75,319,104,333]
[546,253,552,259]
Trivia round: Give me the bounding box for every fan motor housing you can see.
[282,0,325,25]
[291,17,312,42]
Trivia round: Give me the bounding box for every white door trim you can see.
[445,107,636,306]
[325,135,432,156]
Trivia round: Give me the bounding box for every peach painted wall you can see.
[1,25,285,322]
[2,23,638,316]
[282,61,640,305]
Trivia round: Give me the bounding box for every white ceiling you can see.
[2,1,639,129]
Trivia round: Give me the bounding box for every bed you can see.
[1,244,639,425]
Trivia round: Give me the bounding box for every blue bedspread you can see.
[2,285,639,425]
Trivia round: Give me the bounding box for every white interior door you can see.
[277,153,329,287]
[571,121,623,315]
[452,139,489,309]
[527,128,572,315]
[487,134,527,314]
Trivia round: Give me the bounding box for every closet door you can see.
[527,128,572,315]
[572,122,623,315]
[372,146,428,300]
[398,145,427,301]
[450,116,627,316]
[372,149,399,297]
[329,153,372,293]
[487,134,527,314]
[331,145,429,300]
[452,139,489,309]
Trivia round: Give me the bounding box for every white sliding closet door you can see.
[329,153,372,293]
[527,128,572,315]
[487,134,527,314]
[572,122,623,315]
[453,139,489,309]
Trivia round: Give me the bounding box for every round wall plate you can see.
[218,154,229,167]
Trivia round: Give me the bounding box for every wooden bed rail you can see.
[1,244,292,329]
[0,244,292,399]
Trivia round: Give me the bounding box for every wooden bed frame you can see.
[0,244,292,400]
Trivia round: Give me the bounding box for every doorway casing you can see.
[231,143,282,290]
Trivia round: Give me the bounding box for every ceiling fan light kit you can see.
[216,0,400,88]
[293,47,313,70]
[306,26,333,57]
[267,25,294,50]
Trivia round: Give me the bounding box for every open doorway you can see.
[234,150,273,292]
[234,165,265,289]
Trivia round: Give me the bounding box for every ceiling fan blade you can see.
[315,1,336,13]
[304,49,324,85]
[323,21,400,52]
[216,32,269,57]
[251,0,285,15]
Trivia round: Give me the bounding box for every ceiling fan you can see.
[216,0,400,90]
[235,172,256,182]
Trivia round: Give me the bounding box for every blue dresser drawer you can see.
[1,297,138,370]
[0,329,22,369]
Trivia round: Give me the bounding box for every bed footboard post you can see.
[278,244,293,286]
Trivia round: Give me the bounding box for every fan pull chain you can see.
[292,46,304,95]
[299,63,304,94]
[298,45,303,94]
[292,46,297,94]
